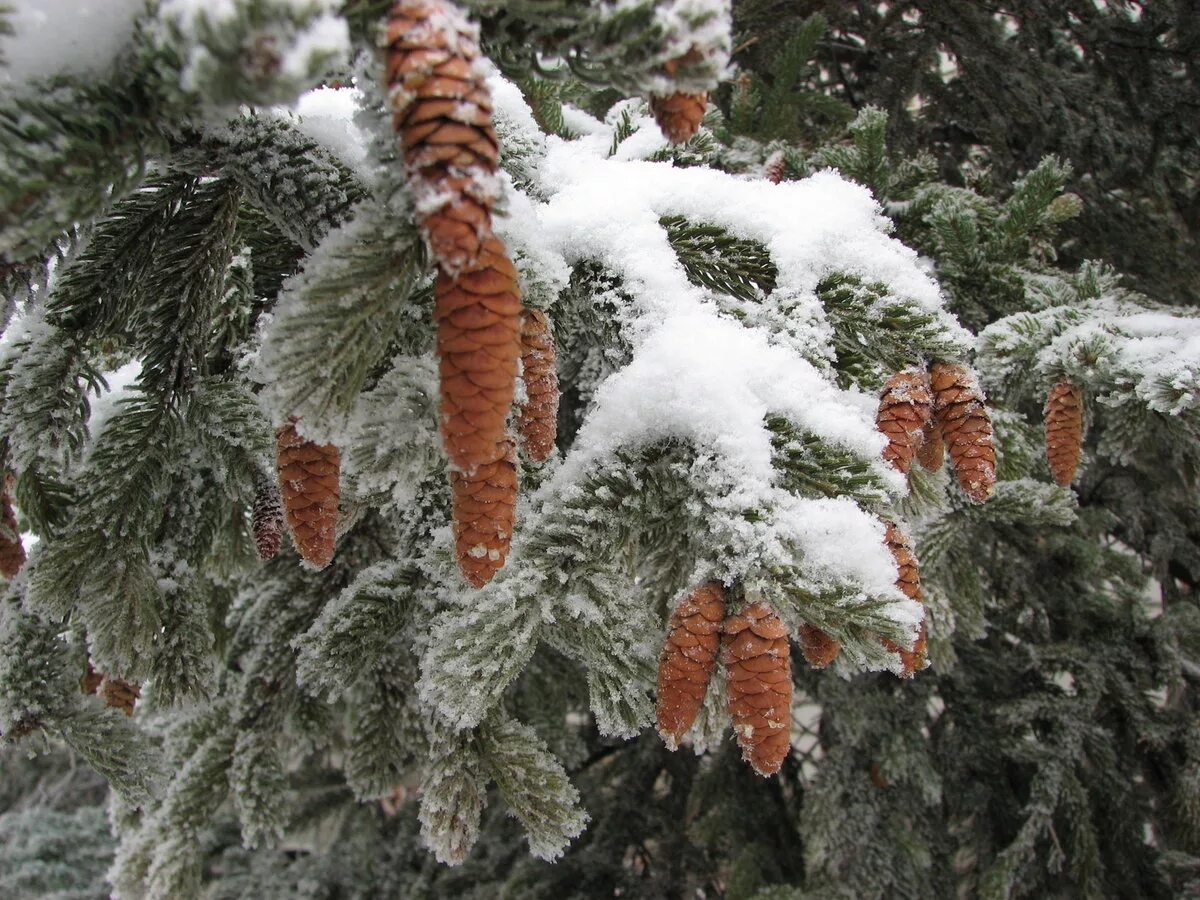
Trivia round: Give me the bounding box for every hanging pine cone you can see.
[0,477,24,579]
[435,235,523,473]
[451,441,517,588]
[276,421,340,570]
[916,420,944,472]
[385,0,500,272]
[880,523,928,677]
[1044,380,1084,487]
[649,48,710,144]
[80,662,103,695]
[798,623,841,669]
[99,676,140,716]
[657,581,727,749]
[930,362,996,503]
[252,475,284,561]
[650,92,708,144]
[877,370,934,474]
[763,150,786,185]
[723,601,792,776]
[517,308,559,462]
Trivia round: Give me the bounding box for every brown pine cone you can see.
[435,235,523,473]
[723,602,792,776]
[877,370,934,474]
[451,442,517,588]
[276,421,340,570]
[916,420,944,472]
[930,362,996,503]
[656,582,727,749]
[252,475,285,561]
[385,0,500,272]
[99,676,140,716]
[650,92,708,144]
[880,523,928,677]
[80,663,103,695]
[1044,381,1084,487]
[0,479,24,579]
[517,308,559,462]
[763,150,786,185]
[798,623,841,669]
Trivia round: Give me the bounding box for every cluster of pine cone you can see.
[656,524,928,777]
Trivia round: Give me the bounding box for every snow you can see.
[158,0,350,98]
[0,0,141,91]
[560,310,893,493]
[88,360,143,443]
[278,86,371,178]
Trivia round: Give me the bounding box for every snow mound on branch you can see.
[0,1,141,91]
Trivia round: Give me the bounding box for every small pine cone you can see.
[930,362,996,503]
[252,475,285,561]
[916,420,944,472]
[1044,381,1084,487]
[99,676,140,716]
[0,480,24,579]
[763,150,786,185]
[517,308,559,462]
[798,623,841,669]
[80,663,103,695]
[723,602,792,776]
[656,582,727,749]
[650,92,708,143]
[877,370,934,474]
[380,784,410,817]
[276,421,340,570]
[385,0,500,272]
[451,442,517,588]
[436,235,523,472]
[881,523,928,677]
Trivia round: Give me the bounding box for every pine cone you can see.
[99,676,140,716]
[650,92,708,144]
[0,479,24,579]
[385,0,500,272]
[656,582,727,749]
[649,47,710,145]
[517,308,559,462]
[276,421,340,570]
[1044,380,1084,487]
[451,442,517,588]
[916,420,944,472]
[723,602,792,776]
[80,663,103,695]
[435,235,523,473]
[930,362,996,503]
[763,150,786,185]
[881,523,928,677]
[877,370,934,474]
[798,623,841,669]
[252,475,284,561]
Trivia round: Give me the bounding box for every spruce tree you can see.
[0,2,1197,899]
